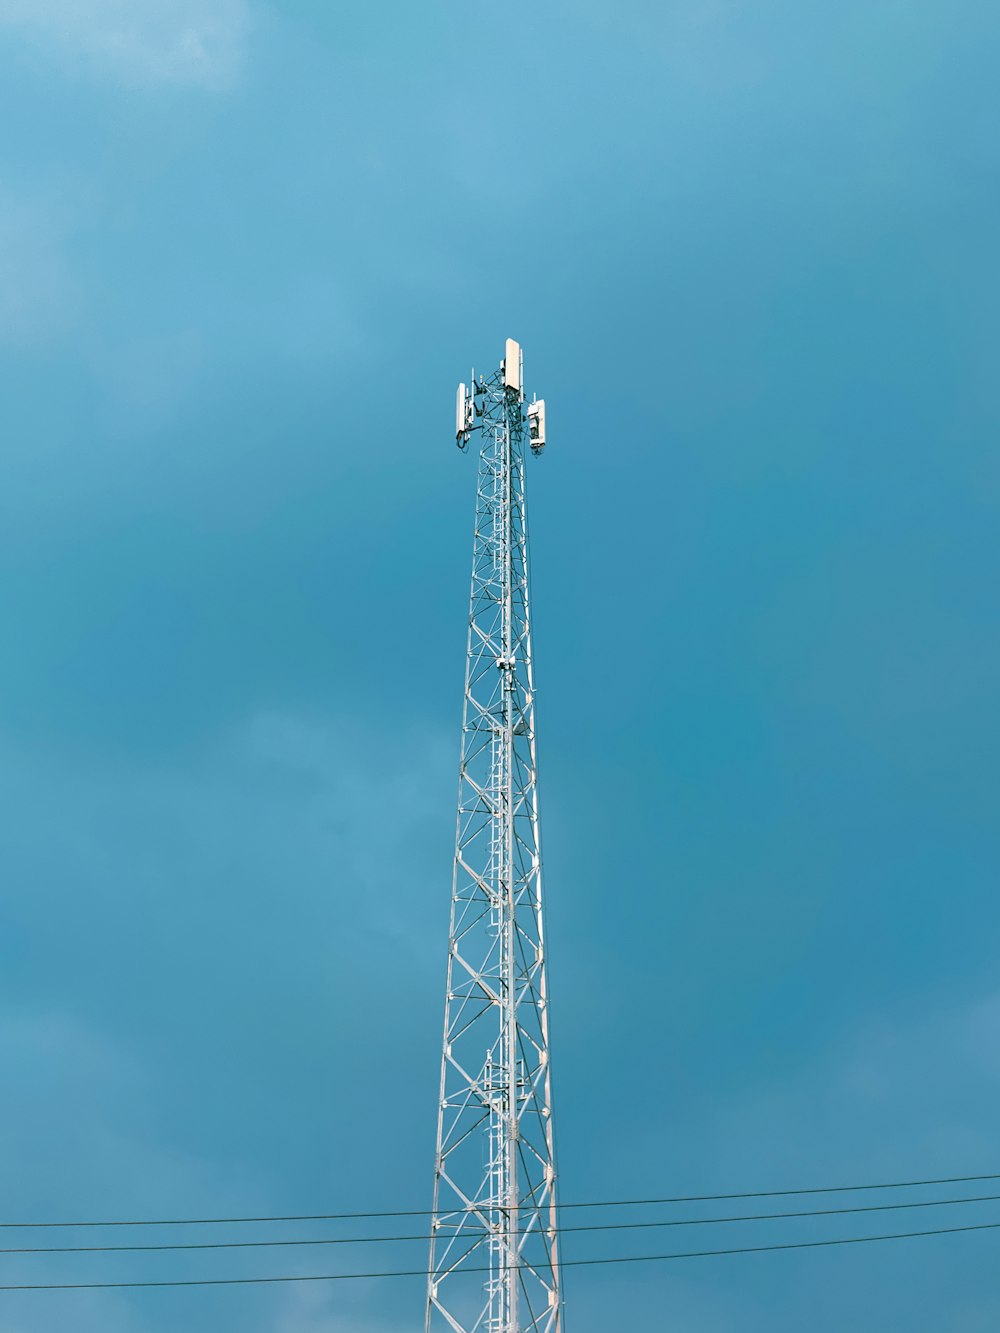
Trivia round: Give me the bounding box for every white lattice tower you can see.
[426,341,560,1333]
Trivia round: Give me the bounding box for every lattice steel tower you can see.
[426,340,561,1333]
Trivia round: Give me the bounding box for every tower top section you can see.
[455,338,547,456]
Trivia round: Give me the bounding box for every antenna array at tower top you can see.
[456,338,547,456]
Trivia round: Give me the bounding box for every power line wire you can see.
[3,1190,1000,1256]
[2,1219,999,1291]
[2,1171,997,1230]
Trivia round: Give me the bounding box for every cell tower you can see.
[426,339,561,1333]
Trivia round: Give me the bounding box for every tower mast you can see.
[427,341,559,1333]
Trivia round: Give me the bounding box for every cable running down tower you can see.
[426,340,560,1333]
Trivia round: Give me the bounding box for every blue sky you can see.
[0,0,998,1329]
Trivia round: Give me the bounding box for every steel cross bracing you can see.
[426,354,562,1333]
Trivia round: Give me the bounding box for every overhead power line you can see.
[2,1170,997,1231]
[3,1190,1000,1256]
[2,1219,999,1292]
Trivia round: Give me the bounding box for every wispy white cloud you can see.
[704,989,1000,1181]
[0,715,451,1328]
[0,710,452,960]
[0,1010,231,1213]
[0,1009,234,1332]
[0,0,251,90]
[87,328,209,431]
[0,190,81,346]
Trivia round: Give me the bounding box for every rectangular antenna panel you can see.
[504,338,521,393]
[456,383,467,439]
[528,398,546,450]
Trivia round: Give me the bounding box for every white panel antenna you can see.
[455,382,473,447]
[528,398,546,453]
[455,383,467,439]
[503,337,521,395]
